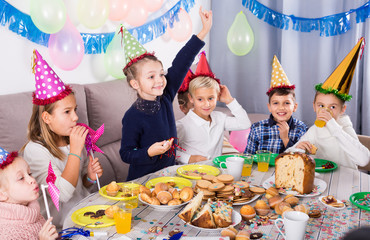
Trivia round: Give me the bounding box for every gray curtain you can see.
[209,0,370,135]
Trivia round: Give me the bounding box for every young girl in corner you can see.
[22,50,103,228]
[119,7,213,180]
[0,147,58,240]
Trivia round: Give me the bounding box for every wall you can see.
[0,0,211,95]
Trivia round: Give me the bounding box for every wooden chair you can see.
[358,134,370,172]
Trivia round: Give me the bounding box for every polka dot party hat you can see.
[0,146,18,170]
[266,55,295,95]
[32,49,72,105]
[120,25,155,71]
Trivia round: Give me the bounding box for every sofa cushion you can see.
[0,91,33,151]
[84,80,137,147]
[70,84,89,125]
[100,140,129,182]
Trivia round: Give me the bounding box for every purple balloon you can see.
[48,18,84,71]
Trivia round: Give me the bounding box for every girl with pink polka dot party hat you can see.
[21,50,103,228]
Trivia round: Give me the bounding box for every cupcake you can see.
[106,181,120,197]
[240,205,256,220]
[254,200,270,216]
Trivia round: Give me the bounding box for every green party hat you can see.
[119,25,154,70]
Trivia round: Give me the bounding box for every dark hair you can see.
[123,55,162,82]
[314,91,345,106]
[177,91,189,106]
[268,88,296,103]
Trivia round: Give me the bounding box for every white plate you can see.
[318,196,346,210]
[180,211,241,232]
[138,189,190,211]
[233,194,261,206]
[262,176,327,197]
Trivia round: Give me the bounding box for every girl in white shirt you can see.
[22,50,103,228]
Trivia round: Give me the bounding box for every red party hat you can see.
[178,69,194,93]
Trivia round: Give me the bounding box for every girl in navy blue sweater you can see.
[120,7,213,180]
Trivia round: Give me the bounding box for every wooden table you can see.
[63,161,370,239]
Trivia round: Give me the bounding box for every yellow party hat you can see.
[266,55,295,95]
[315,37,364,101]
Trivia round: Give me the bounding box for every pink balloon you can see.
[48,18,84,71]
[109,0,130,21]
[143,0,162,12]
[124,0,148,27]
[168,8,192,42]
[229,129,251,152]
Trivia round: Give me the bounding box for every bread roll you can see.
[168,198,182,206]
[154,182,169,195]
[180,186,194,202]
[275,152,315,194]
[157,191,173,205]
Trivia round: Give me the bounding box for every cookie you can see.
[208,182,225,192]
[308,209,321,218]
[169,229,182,237]
[96,209,106,216]
[249,187,266,194]
[148,226,163,233]
[219,185,234,193]
[202,175,216,182]
[233,181,249,189]
[83,211,95,217]
[90,214,103,219]
[250,232,263,239]
[217,174,234,184]
[196,180,212,189]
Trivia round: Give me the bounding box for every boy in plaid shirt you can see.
[244,56,307,154]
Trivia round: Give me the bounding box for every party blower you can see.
[77,123,105,190]
[41,162,60,219]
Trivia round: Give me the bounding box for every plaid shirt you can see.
[244,114,308,154]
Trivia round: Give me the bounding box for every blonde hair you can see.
[21,95,73,160]
[188,76,220,97]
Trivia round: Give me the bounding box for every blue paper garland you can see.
[0,0,195,54]
[242,0,370,37]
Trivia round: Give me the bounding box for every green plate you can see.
[314,159,338,172]
[349,192,370,211]
[213,154,278,168]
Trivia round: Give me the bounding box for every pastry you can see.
[216,174,234,184]
[191,202,216,228]
[169,188,180,200]
[284,194,299,206]
[281,206,294,216]
[310,144,317,155]
[154,182,169,195]
[140,192,153,204]
[254,200,270,216]
[240,205,256,220]
[178,192,204,222]
[274,202,291,215]
[294,204,308,214]
[157,191,173,205]
[139,185,152,196]
[250,232,263,239]
[221,226,238,240]
[106,181,120,197]
[275,152,315,194]
[308,209,321,218]
[168,198,182,206]
[235,230,250,240]
[105,205,120,218]
[211,200,233,228]
[150,197,161,205]
[180,186,194,202]
[208,182,225,192]
[268,195,284,209]
[265,187,279,199]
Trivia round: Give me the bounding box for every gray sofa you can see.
[0,79,268,186]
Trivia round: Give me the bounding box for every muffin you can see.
[240,205,256,220]
[106,181,120,197]
[254,200,270,216]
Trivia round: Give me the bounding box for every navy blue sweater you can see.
[120,35,205,180]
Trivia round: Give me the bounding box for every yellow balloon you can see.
[227,11,254,56]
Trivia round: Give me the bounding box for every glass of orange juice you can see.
[256,150,271,172]
[114,204,132,234]
[241,154,253,177]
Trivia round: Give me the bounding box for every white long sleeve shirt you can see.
[176,99,251,164]
[23,141,91,228]
[286,115,370,170]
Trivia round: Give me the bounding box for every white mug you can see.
[274,211,309,240]
[219,157,244,180]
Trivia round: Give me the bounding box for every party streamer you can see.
[0,0,195,54]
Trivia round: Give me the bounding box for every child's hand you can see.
[218,85,234,104]
[87,155,103,180]
[296,141,312,153]
[189,155,208,163]
[197,6,213,40]
[148,138,174,157]
[69,125,88,157]
[277,121,289,146]
[316,107,333,123]
[38,217,58,240]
